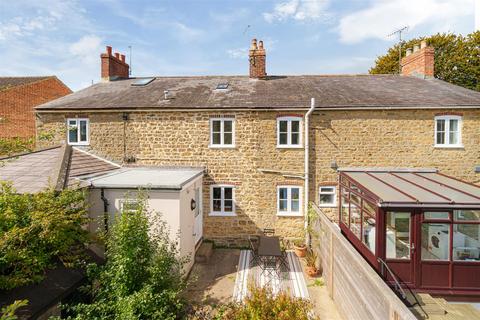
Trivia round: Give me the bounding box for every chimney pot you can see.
[251,38,258,50]
[114,52,120,59]
[413,44,420,52]
[420,40,427,49]
[258,40,264,49]
[106,46,112,56]
[120,54,125,63]
[406,48,413,56]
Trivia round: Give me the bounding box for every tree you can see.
[0,183,88,289]
[64,195,187,320]
[369,32,480,92]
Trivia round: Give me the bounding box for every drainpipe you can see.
[304,97,316,246]
[100,188,109,232]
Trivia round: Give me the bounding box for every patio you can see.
[185,248,342,319]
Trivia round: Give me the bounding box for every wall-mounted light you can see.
[330,160,338,170]
[190,199,197,211]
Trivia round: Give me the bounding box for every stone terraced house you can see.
[32,39,480,297]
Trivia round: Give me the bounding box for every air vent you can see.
[215,83,229,90]
[131,77,155,86]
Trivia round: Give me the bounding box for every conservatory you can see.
[338,168,480,298]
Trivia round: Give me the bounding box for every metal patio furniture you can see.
[257,236,286,284]
[248,235,260,267]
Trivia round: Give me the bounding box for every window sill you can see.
[208,145,236,149]
[209,212,236,217]
[434,144,464,149]
[276,145,303,149]
[68,142,89,146]
[277,212,303,217]
[318,204,337,208]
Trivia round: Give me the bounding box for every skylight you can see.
[131,78,155,86]
[216,83,229,90]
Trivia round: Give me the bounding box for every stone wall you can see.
[37,111,306,246]
[36,108,480,245]
[310,109,480,220]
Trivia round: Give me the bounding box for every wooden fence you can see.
[311,204,417,320]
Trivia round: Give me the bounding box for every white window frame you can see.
[209,118,235,148]
[319,186,337,207]
[277,116,302,148]
[120,199,141,214]
[67,118,89,145]
[209,184,236,216]
[434,115,462,148]
[277,185,303,216]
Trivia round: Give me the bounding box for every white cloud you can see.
[264,0,330,23]
[338,0,475,44]
[69,35,103,64]
[227,48,248,59]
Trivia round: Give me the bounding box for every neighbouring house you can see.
[31,39,480,300]
[0,76,71,140]
[0,145,202,273]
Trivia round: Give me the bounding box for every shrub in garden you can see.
[0,182,88,289]
[63,196,187,320]
[217,285,317,320]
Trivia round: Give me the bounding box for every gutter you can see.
[304,97,316,245]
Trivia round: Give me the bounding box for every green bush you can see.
[0,182,88,289]
[0,300,28,320]
[0,138,34,157]
[217,285,317,320]
[63,196,187,320]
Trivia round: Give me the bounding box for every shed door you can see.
[385,211,417,286]
[193,187,203,245]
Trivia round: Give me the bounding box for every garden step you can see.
[195,242,213,263]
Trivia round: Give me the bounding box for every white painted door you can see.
[194,186,203,245]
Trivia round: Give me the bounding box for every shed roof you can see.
[340,168,480,208]
[35,75,480,111]
[86,167,204,190]
[0,146,120,193]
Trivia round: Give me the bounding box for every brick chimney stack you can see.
[101,46,130,82]
[401,40,434,79]
[249,39,266,79]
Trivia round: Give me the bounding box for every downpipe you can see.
[100,188,109,232]
[304,97,316,246]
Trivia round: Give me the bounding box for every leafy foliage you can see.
[370,31,480,92]
[63,195,187,320]
[0,300,28,320]
[216,285,316,320]
[0,182,88,289]
[0,138,34,157]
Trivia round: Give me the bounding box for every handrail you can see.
[377,257,407,300]
[377,258,429,319]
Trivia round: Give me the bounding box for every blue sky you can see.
[0,0,477,91]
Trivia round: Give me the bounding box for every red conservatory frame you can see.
[338,172,480,299]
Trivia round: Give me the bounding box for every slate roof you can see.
[0,146,120,193]
[35,75,480,111]
[0,76,52,91]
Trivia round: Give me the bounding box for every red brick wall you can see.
[0,77,71,138]
[401,47,435,78]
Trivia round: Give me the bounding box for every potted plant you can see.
[293,239,307,257]
[305,249,318,277]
